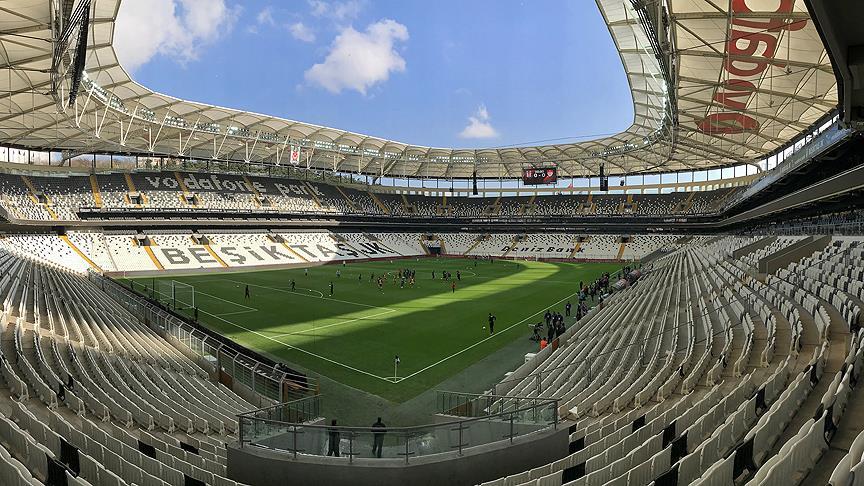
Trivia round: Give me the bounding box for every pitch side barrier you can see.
[90,272,317,405]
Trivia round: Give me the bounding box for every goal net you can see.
[153,280,195,311]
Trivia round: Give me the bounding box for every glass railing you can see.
[724,116,850,211]
[436,390,559,420]
[238,394,559,463]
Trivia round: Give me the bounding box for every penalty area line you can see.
[271,308,397,338]
[195,289,259,312]
[199,309,394,383]
[226,279,394,311]
[214,309,258,317]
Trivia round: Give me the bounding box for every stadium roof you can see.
[0,0,838,178]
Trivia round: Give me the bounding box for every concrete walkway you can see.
[767,301,848,460]
[800,299,855,484]
[316,333,537,426]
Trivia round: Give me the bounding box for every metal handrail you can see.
[238,397,559,462]
[238,398,558,435]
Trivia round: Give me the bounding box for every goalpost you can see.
[153,280,195,311]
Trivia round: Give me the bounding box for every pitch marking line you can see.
[224,279,393,311]
[199,309,394,382]
[215,309,258,317]
[195,289,258,312]
[284,286,324,298]
[223,277,402,345]
[193,272,589,384]
[270,308,397,338]
[392,286,587,384]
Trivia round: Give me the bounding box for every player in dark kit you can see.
[329,282,334,296]
[488,313,496,334]
[244,285,250,299]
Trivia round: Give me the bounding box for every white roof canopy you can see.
[0,0,838,178]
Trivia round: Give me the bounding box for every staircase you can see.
[302,181,324,209]
[242,175,263,208]
[568,240,583,259]
[142,245,165,270]
[335,186,357,211]
[173,172,197,206]
[368,191,389,214]
[679,192,696,213]
[462,235,487,256]
[89,175,103,207]
[60,235,101,272]
[123,173,146,207]
[21,176,58,220]
[501,236,520,258]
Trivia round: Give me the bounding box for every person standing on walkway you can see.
[371,417,386,458]
[327,419,340,457]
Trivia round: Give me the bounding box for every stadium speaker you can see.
[472,170,478,195]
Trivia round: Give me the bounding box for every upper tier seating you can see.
[0,170,735,222]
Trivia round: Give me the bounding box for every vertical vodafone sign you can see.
[697,0,806,135]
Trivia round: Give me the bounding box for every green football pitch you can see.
[126,258,621,402]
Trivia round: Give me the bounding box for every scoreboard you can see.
[522,167,557,185]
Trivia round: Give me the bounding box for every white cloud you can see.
[308,0,363,22]
[304,19,408,95]
[256,7,275,26]
[114,0,240,72]
[289,22,316,43]
[459,105,500,139]
[247,6,274,34]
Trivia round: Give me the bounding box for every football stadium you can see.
[1,0,864,484]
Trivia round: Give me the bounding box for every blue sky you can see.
[114,0,634,148]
